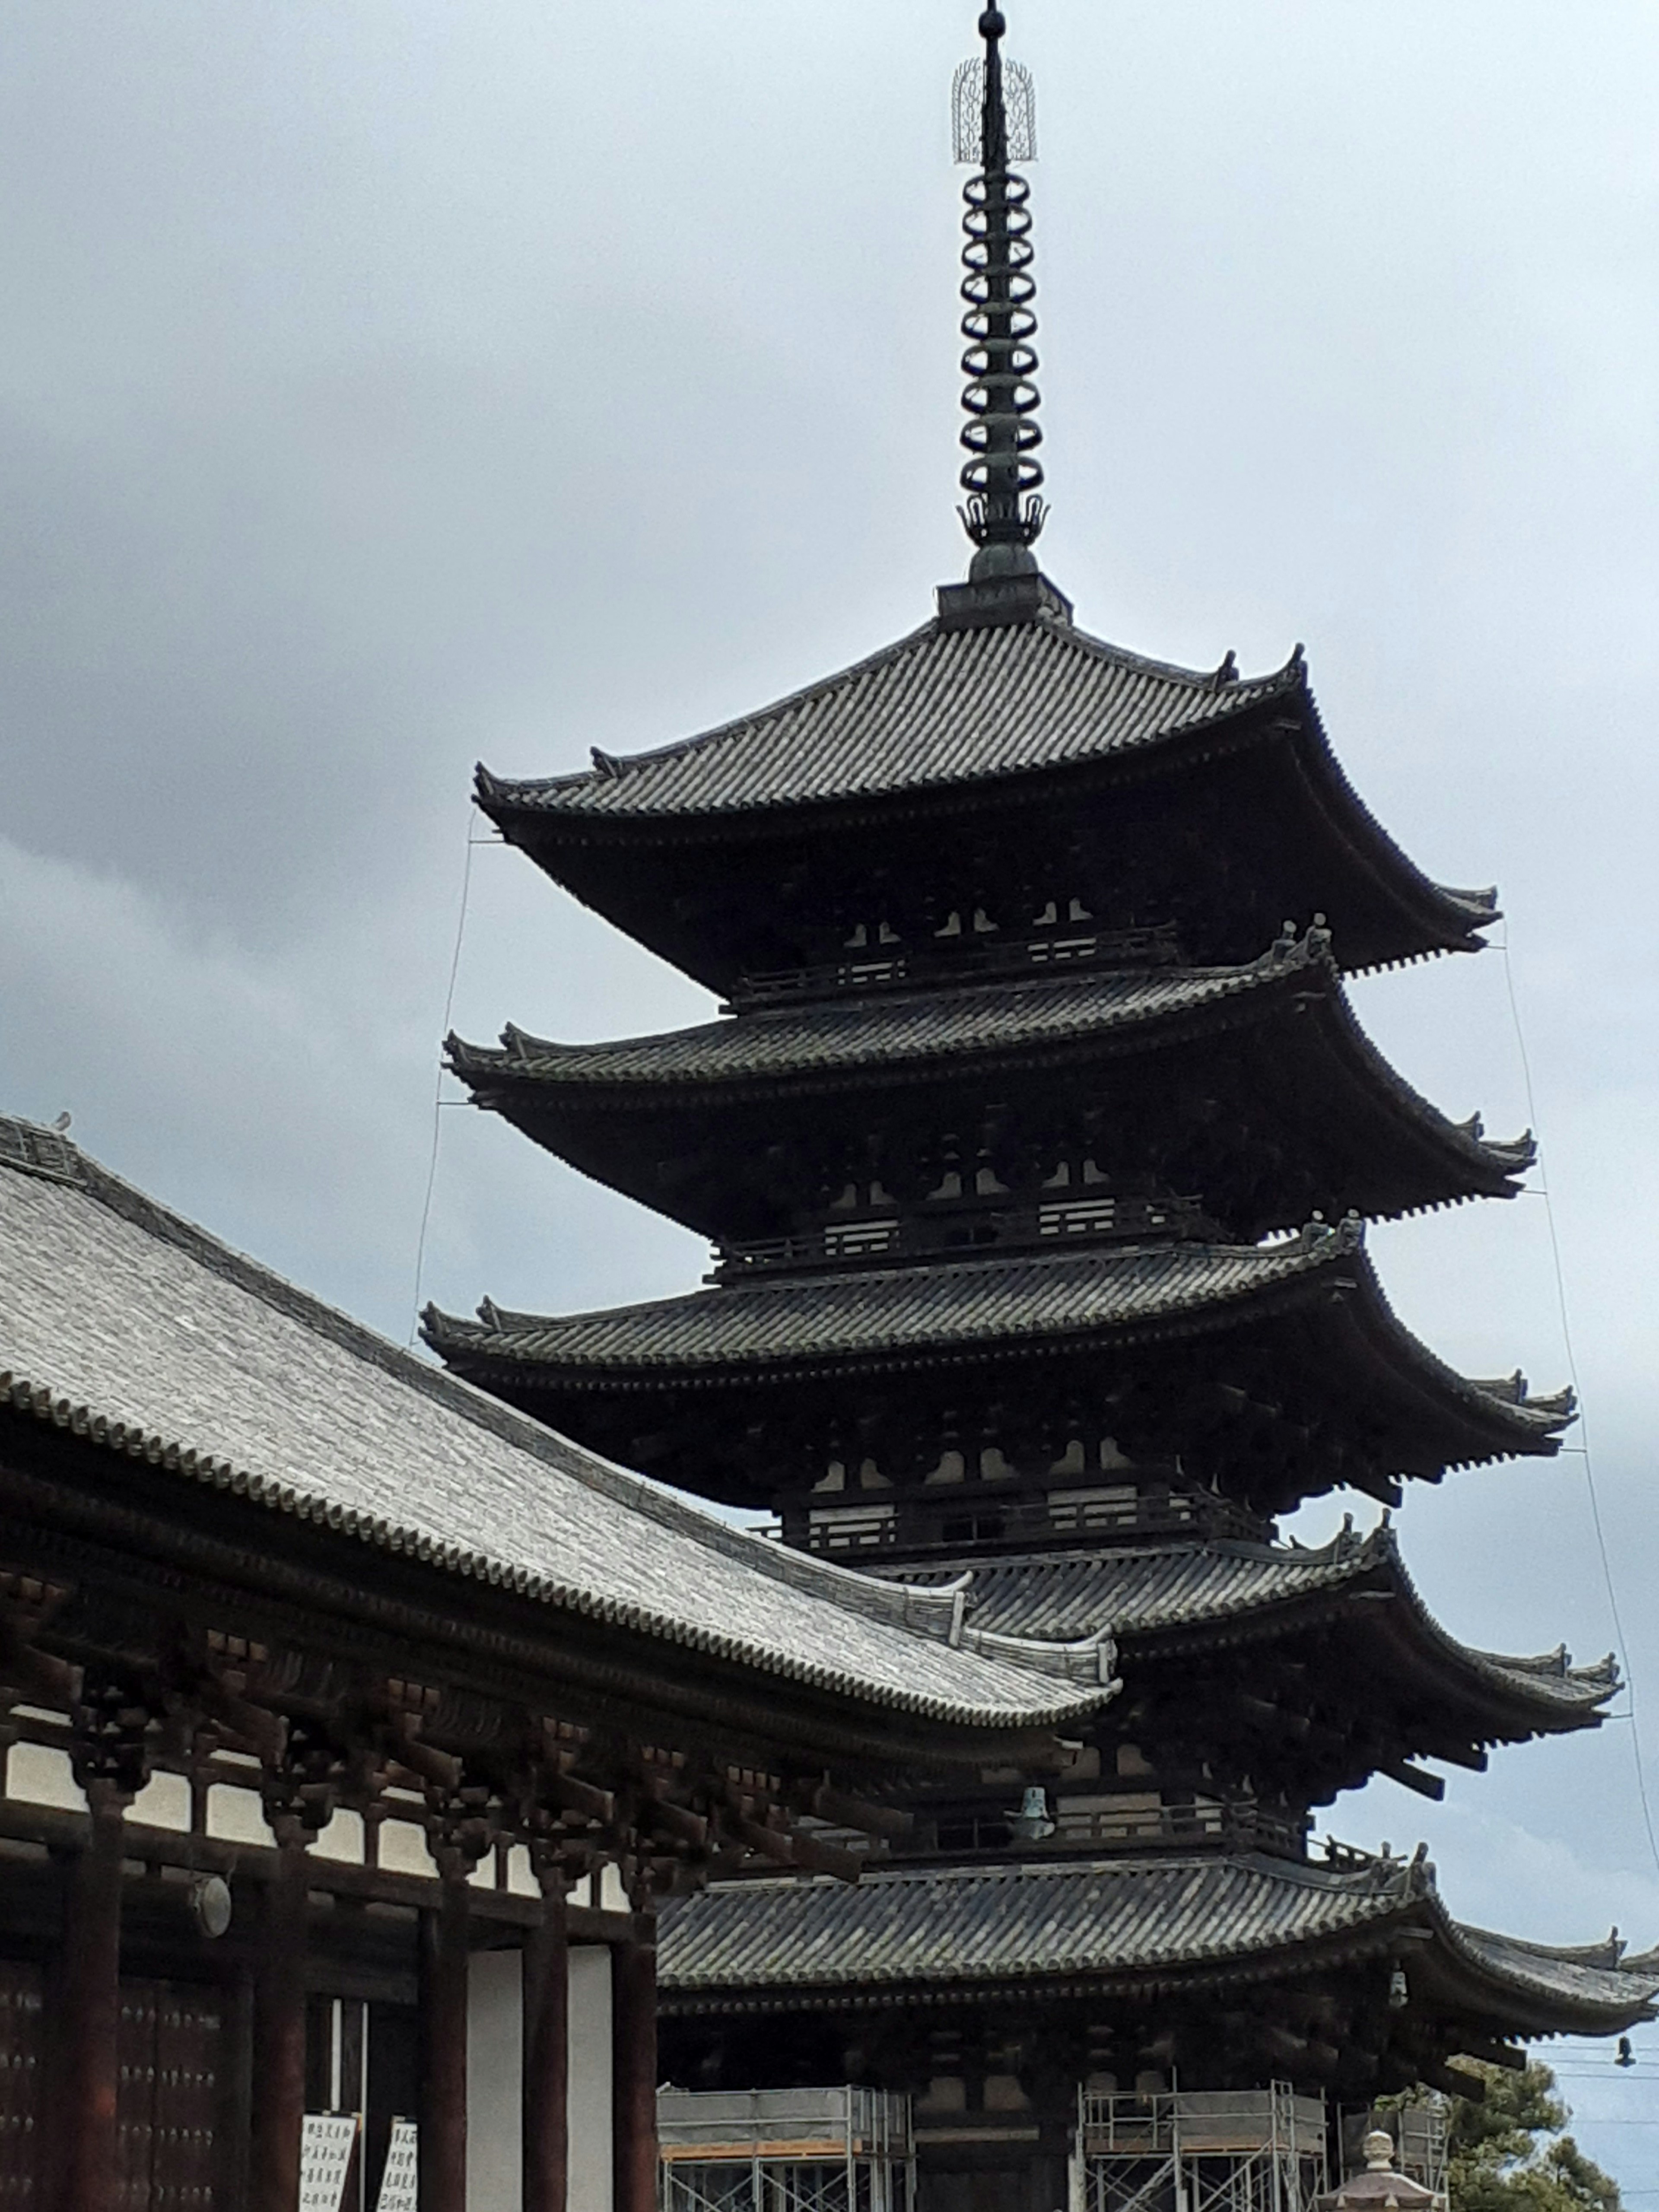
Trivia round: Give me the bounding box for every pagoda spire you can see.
[953,6,1046,578]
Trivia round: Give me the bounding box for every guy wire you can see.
[1499,929,1659,1879]
[407,815,478,1348]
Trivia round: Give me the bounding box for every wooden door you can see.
[0,1963,44,2208]
[118,1979,225,2212]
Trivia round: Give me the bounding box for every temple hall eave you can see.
[0,1118,1124,1748]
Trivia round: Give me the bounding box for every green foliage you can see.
[1445,2061,1621,2212]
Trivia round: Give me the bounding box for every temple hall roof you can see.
[656,1849,1659,2035]
[0,1116,1123,1733]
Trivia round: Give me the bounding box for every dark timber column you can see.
[253,1839,310,2212]
[52,1779,127,2212]
[522,1875,569,2212]
[611,1917,658,2212]
[419,1878,471,2212]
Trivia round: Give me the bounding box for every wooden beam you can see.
[523,1880,569,2212]
[419,1880,471,2212]
[50,1783,124,2212]
[1380,1757,1446,1802]
[612,1926,658,2212]
[252,1841,309,2212]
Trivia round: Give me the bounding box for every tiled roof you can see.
[0,1117,1125,1730]
[658,1852,1417,1995]
[432,1234,1350,1371]
[879,1528,1616,1727]
[445,941,1535,1217]
[474,614,1494,953]
[455,965,1278,1089]
[425,1229,1571,1467]
[1453,1924,1659,2012]
[657,1850,1659,2029]
[478,615,1300,822]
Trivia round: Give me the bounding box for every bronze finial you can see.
[952,2,1045,576]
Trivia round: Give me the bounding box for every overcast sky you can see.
[3,0,1658,2172]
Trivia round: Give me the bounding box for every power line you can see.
[1499,933,1659,1879]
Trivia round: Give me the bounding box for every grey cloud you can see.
[3,1,1659,2172]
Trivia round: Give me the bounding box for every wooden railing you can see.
[729,922,1183,1009]
[711,1192,1207,1282]
[795,1482,1264,1560]
[928,1796,1309,1862]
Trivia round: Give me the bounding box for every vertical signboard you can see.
[375,2121,419,2212]
[299,2114,359,2212]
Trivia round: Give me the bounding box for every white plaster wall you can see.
[6,1741,86,1812]
[467,1950,523,2212]
[567,1947,613,2212]
[127,1770,191,1830]
[378,1819,439,1877]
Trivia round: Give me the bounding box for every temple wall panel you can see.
[467,1951,523,2212]
[5,1739,84,1812]
[569,1946,615,2212]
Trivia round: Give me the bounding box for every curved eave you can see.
[912,1529,1612,1746]
[1137,1541,1614,1738]
[654,1852,1658,2036]
[444,945,1534,1231]
[1423,1910,1659,2038]
[475,624,1495,973]
[424,1236,1571,1482]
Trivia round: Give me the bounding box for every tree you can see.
[1445,2060,1622,2212]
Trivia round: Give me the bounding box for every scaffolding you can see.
[658,2087,915,2212]
[1074,2085,1329,2212]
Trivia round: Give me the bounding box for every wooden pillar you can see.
[522,1880,569,2212]
[611,1922,658,2212]
[419,1880,470,2212]
[52,1783,126,2212]
[252,1841,310,2212]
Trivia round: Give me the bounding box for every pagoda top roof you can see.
[0,1114,1127,1737]
[425,1225,1571,1481]
[476,610,1494,953]
[657,1846,1659,2036]
[480,613,1296,822]
[880,1524,1617,1735]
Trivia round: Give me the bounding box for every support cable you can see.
[1498,931,1659,1878]
[407,820,479,1348]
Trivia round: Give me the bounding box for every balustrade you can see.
[713,1191,1208,1282]
[729,922,1182,1010]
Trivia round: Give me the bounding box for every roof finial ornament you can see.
[953,6,1046,580]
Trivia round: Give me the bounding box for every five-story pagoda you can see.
[428,10,1657,2206]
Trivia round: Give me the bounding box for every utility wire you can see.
[407,822,479,1348]
[1498,932,1659,1879]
